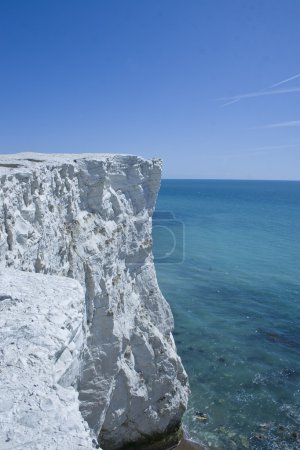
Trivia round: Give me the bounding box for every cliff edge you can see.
[0,153,189,449]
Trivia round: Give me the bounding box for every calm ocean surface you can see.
[153,180,300,450]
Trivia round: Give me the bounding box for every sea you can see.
[153,180,300,450]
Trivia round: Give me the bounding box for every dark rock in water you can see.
[256,328,300,349]
[253,432,265,441]
[217,356,226,363]
[187,346,195,351]
[291,431,299,441]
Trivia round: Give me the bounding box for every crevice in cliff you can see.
[84,262,96,325]
[0,163,23,168]
[3,204,13,251]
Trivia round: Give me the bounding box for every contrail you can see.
[217,71,300,107]
[220,98,241,107]
[260,120,300,129]
[218,86,300,106]
[270,73,300,88]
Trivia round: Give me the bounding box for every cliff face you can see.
[0,153,189,449]
[0,269,93,450]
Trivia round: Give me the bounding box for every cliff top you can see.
[0,152,160,174]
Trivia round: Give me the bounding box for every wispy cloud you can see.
[217,71,300,107]
[218,87,300,107]
[259,120,300,129]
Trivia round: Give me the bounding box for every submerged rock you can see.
[0,153,189,449]
[194,412,209,422]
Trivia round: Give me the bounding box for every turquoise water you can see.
[153,180,300,450]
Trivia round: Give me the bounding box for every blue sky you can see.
[0,0,299,179]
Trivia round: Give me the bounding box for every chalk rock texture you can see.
[0,269,93,450]
[0,153,189,449]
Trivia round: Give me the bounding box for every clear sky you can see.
[0,0,299,179]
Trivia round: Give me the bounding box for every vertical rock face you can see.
[0,269,93,450]
[0,153,189,449]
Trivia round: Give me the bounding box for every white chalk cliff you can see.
[0,269,93,450]
[0,153,189,450]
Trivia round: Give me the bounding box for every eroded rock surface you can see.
[0,153,189,449]
[0,269,93,450]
